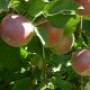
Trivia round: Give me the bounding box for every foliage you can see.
[0,0,90,90]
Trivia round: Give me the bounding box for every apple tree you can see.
[0,0,90,90]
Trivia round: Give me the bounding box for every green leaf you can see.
[58,80,73,90]
[12,78,31,90]
[27,36,43,56]
[14,0,32,16]
[3,70,27,82]
[55,74,73,90]
[27,54,44,69]
[0,0,11,11]
[83,20,90,31]
[47,82,54,89]
[20,47,28,59]
[27,0,45,17]
[84,82,90,90]
[44,0,79,15]
[51,54,70,66]
[64,15,80,34]
[36,83,46,90]
[15,0,45,17]
[36,27,49,46]
[36,82,54,90]
[0,39,21,70]
[9,0,20,8]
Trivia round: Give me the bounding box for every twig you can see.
[35,18,48,27]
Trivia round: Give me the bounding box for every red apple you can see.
[72,49,90,76]
[76,9,90,16]
[75,0,90,15]
[0,14,35,47]
[75,0,90,9]
[51,34,74,54]
[40,22,63,47]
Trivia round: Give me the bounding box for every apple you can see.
[40,22,63,47]
[72,49,90,76]
[75,0,90,15]
[75,0,90,9]
[0,14,35,47]
[76,9,90,16]
[51,34,74,54]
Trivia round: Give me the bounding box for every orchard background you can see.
[0,0,90,90]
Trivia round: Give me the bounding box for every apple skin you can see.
[75,0,90,9]
[0,14,35,47]
[40,22,63,47]
[51,34,74,54]
[72,49,90,76]
[76,9,90,16]
[75,0,90,15]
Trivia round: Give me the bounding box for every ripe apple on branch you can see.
[75,0,90,15]
[0,14,35,47]
[72,49,90,76]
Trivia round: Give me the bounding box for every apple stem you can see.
[34,18,48,27]
[80,16,83,29]
[42,46,45,59]
[42,46,48,84]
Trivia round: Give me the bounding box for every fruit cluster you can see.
[0,14,74,55]
[0,10,90,77]
[70,0,90,76]
[39,21,74,55]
